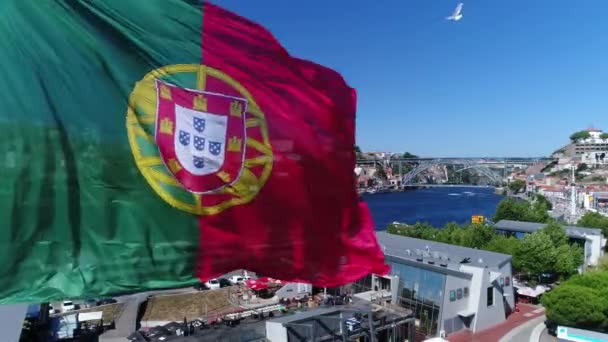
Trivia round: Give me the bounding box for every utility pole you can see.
[399,160,403,187]
[571,165,576,217]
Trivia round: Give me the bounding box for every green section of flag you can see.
[0,0,203,303]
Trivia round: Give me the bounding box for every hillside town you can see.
[355,128,608,224]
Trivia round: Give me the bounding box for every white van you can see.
[204,278,220,290]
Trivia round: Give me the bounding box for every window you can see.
[499,277,504,286]
[505,276,510,286]
[456,288,463,300]
[464,287,469,297]
[487,287,494,306]
[450,290,456,302]
[388,261,443,336]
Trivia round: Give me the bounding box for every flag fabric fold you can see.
[0,0,387,304]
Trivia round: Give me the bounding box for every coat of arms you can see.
[154,80,246,193]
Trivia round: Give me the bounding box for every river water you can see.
[362,187,504,229]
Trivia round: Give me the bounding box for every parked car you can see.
[194,282,208,291]
[98,298,117,305]
[205,279,220,290]
[218,278,231,288]
[61,301,75,312]
[230,276,244,285]
[84,299,98,308]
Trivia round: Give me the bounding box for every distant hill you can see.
[551,142,577,158]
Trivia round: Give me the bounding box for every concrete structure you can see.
[494,220,606,268]
[583,191,608,213]
[265,300,413,342]
[0,304,27,342]
[275,282,312,300]
[375,232,515,339]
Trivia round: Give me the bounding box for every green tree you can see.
[577,163,589,172]
[578,212,608,236]
[540,221,568,246]
[513,222,581,279]
[542,284,607,329]
[513,232,556,278]
[483,235,520,256]
[493,198,523,222]
[601,133,608,140]
[493,198,550,223]
[525,201,550,223]
[553,243,583,276]
[534,194,553,211]
[566,270,608,289]
[402,152,419,159]
[570,130,591,142]
[388,222,437,240]
[354,145,363,159]
[461,224,496,249]
[508,179,526,193]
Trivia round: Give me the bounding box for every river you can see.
[363,186,504,229]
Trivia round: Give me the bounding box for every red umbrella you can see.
[244,277,282,290]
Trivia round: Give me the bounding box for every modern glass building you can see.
[388,261,444,336]
[375,231,514,339]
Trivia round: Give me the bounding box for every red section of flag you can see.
[195,2,389,286]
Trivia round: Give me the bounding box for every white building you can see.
[495,220,606,269]
[575,128,608,165]
[375,232,515,339]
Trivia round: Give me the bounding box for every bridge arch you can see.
[401,159,502,185]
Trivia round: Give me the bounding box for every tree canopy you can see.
[402,152,419,159]
[601,133,608,140]
[508,179,526,193]
[534,194,553,211]
[512,222,582,280]
[542,271,608,331]
[513,232,557,276]
[570,130,591,141]
[493,198,550,223]
[578,212,608,236]
[577,163,589,172]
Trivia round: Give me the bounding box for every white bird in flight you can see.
[446,3,463,21]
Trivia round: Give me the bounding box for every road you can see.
[539,327,557,342]
[499,315,557,342]
[99,286,196,342]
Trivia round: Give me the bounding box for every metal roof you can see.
[0,304,27,342]
[494,220,603,238]
[376,231,511,269]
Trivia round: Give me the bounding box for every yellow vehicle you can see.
[471,215,485,224]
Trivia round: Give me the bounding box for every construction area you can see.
[130,284,414,342]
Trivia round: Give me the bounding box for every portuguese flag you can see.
[0,1,388,303]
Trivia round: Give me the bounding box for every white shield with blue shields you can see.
[174,103,227,175]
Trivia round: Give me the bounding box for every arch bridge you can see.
[401,159,503,185]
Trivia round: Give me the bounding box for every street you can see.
[499,315,556,342]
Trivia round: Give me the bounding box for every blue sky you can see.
[213,1,608,157]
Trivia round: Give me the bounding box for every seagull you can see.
[446,3,464,21]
